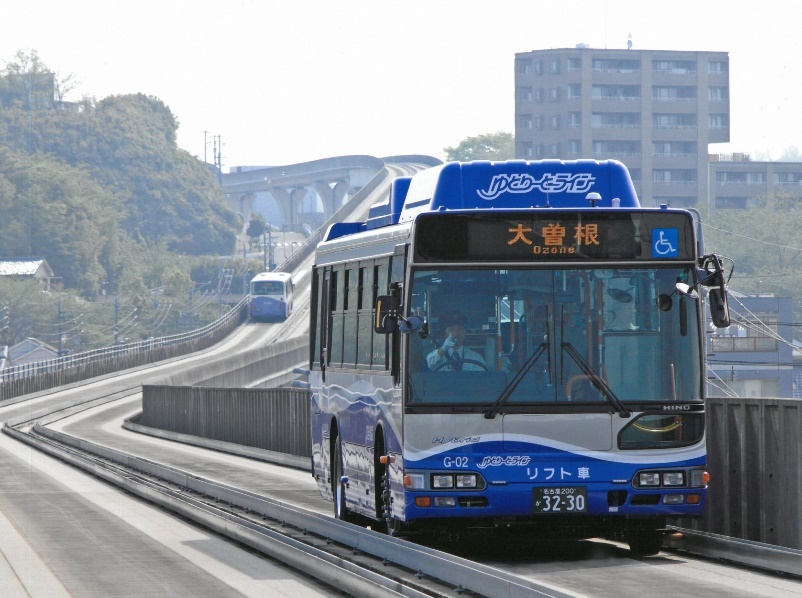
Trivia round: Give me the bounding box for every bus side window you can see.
[357,265,373,368]
[329,267,343,366]
[372,260,390,369]
[310,267,320,368]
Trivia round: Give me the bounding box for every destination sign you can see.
[412,211,695,262]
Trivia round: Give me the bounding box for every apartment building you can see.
[709,154,802,209]
[514,46,730,208]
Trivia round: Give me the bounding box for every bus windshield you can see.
[406,267,701,408]
[251,280,285,296]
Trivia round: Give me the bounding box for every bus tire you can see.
[332,440,356,523]
[627,529,665,556]
[374,430,398,535]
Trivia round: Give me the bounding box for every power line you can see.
[708,360,798,366]
[702,221,802,253]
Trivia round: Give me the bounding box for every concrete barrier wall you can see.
[676,396,802,550]
[140,335,311,456]
[141,385,311,458]
[152,335,308,389]
[382,155,443,167]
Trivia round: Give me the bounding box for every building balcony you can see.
[711,337,777,352]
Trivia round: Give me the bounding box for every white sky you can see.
[4,1,800,169]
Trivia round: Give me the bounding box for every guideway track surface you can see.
[5,408,578,598]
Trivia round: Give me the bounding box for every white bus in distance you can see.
[249,271,294,321]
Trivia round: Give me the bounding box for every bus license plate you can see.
[533,486,587,513]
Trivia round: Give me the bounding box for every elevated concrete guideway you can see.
[221,155,386,232]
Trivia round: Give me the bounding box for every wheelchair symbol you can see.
[652,228,678,258]
[654,231,676,255]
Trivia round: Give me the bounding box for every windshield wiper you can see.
[484,343,549,420]
[561,342,631,418]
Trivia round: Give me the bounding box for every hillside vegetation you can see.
[0,51,242,351]
[702,194,802,336]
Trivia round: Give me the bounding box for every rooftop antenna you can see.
[627,33,633,50]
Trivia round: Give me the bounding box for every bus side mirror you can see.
[698,253,731,328]
[709,287,731,328]
[374,295,423,334]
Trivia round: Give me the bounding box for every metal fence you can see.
[141,385,311,458]
[0,299,248,401]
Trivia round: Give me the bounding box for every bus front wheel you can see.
[332,440,356,523]
[627,528,665,556]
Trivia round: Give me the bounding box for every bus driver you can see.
[426,314,487,371]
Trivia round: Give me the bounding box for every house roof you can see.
[8,337,59,362]
[0,258,54,278]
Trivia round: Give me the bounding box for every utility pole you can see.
[214,134,223,184]
[205,132,223,184]
[268,225,274,270]
[0,306,9,344]
[57,294,63,357]
[217,265,223,317]
[25,74,32,256]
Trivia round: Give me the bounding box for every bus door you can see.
[498,269,615,453]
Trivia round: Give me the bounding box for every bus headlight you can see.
[432,475,454,489]
[638,472,661,486]
[456,474,479,489]
[406,472,485,491]
[662,472,685,486]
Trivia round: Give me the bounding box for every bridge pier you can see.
[314,180,350,221]
[269,187,307,232]
[237,193,256,220]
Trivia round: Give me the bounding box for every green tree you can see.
[63,94,238,256]
[0,49,76,108]
[247,213,267,247]
[444,131,515,162]
[0,148,120,292]
[0,82,239,258]
[704,191,802,337]
[0,50,254,348]
[778,146,802,162]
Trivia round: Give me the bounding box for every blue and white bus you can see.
[309,160,731,554]
[249,271,294,321]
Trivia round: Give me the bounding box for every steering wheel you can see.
[433,358,489,371]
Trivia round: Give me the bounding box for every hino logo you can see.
[477,173,596,200]
[662,405,692,411]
